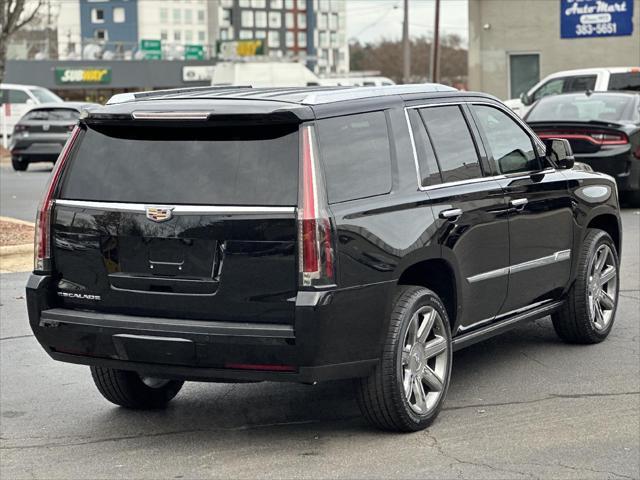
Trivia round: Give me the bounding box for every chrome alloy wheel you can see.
[401,306,449,415]
[588,244,618,331]
[139,375,171,389]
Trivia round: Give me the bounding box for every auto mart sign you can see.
[55,67,112,85]
[561,0,634,38]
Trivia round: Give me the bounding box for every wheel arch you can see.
[586,213,621,255]
[396,258,458,331]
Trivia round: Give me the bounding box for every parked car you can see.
[26,85,621,432]
[0,84,63,141]
[9,102,98,171]
[505,67,640,117]
[525,91,640,206]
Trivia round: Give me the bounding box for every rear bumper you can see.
[10,136,67,160]
[27,274,392,383]
[576,149,640,193]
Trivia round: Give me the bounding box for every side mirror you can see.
[520,91,531,106]
[544,138,575,169]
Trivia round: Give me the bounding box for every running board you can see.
[452,300,565,351]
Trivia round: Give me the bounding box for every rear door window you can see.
[608,72,640,91]
[6,89,30,104]
[61,124,299,206]
[564,75,597,93]
[472,105,540,174]
[418,105,482,183]
[407,109,442,187]
[317,111,392,203]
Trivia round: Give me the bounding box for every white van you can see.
[211,62,320,87]
[505,67,640,117]
[1,84,63,143]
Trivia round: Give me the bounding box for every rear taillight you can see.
[536,130,628,145]
[298,125,335,288]
[12,124,27,134]
[34,126,81,272]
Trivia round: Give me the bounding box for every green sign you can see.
[217,40,264,58]
[140,39,162,60]
[55,67,111,85]
[185,44,205,60]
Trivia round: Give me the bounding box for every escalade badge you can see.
[146,206,174,222]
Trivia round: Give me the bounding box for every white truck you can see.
[211,62,320,87]
[505,67,640,117]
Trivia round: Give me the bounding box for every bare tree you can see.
[0,0,44,82]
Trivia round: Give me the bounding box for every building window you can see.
[255,10,267,28]
[268,32,280,48]
[197,10,205,23]
[160,30,168,41]
[252,0,266,8]
[298,31,307,48]
[221,8,231,26]
[268,12,281,28]
[173,9,182,23]
[91,8,104,24]
[94,29,107,40]
[220,29,230,40]
[331,31,337,47]
[185,9,193,24]
[285,12,294,28]
[270,0,283,8]
[239,0,250,7]
[198,31,205,42]
[221,0,233,7]
[241,10,254,27]
[285,31,294,47]
[185,30,193,42]
[112,7,125,23]
[330,13,338,30]
[285,0,295,9]
[255,30,266,39]
[318,13,327,29]
[159,8,168,23]
[239,29,253,39]
[319,31,328,47]
[297,13,306,28]
[174,31,181,41]
[319,0,329,11]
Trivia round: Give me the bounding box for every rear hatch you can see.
[52,120,300,325]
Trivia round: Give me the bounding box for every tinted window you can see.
[564,75,597,92]
[609,72,640,92]
[526,94,639,123]
[419,106,482,183]
[25,108,79,121]
[61,124,299,206]
[6,89,30,103]
[473,105,540,174]
[408,109,442,186]
[317,112,392,203]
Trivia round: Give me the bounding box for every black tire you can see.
[355,286,452,432]
[90,366,184,409]
[11,156,28,171]
[552,229,619,344]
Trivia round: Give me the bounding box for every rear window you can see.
[317,111,392,203]
[527,94,639,123]
[608,72,640,92]
[60,124,299,206]
[25,109,79,121]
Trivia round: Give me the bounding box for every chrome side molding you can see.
[468,249,571,283]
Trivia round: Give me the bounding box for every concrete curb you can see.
[0,243,32,255]
[0,216,35,227]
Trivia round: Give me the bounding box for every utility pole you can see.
[402,0,410,84]
[430,0,441,83]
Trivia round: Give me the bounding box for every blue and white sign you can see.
[561,0,634,38]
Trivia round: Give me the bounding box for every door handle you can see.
[439,208,463,220]
[510,198,528,211]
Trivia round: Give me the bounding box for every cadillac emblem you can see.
[145,206,174,222]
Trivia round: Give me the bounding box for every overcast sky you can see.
[345,0,468,44]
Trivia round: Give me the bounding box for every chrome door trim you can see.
[467,249,571,283]
[55,199,296,215]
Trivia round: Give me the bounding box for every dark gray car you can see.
[9,102,98,171]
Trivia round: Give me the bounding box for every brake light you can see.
[12,124,27,133]
[298,125,335,288]
[536,130,628,145]
[34,126,80,272]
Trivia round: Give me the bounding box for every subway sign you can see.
[55,67,112,85]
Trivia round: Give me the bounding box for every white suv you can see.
[505,67,640,117]
[1,84,63,144]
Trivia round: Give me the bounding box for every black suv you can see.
[27,85,622,432]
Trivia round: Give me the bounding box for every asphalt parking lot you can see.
[1,164,639,479]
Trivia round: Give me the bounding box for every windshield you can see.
[60,124,299,206]
[28,88,63,103]
[527,94,640,124]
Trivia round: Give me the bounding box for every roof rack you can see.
[106,85,253,105]
[300,83,456,105]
